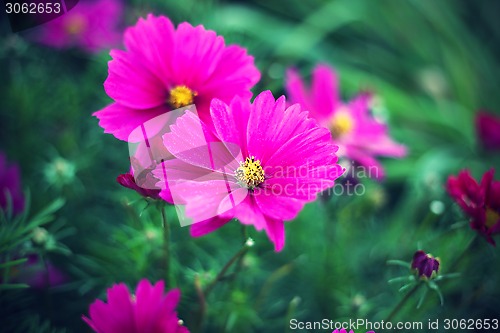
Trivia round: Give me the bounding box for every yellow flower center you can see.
[168,85,197,108]
[485,208,500,229]
[331,109,354,138]
[235,156,265,189]
[64,14,87,35]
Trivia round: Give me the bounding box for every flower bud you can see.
[411,250,440,280]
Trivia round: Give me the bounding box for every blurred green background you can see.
[1,0,500,332]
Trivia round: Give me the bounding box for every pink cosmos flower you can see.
[94,14,260,141]
[83,279,189,333]
[154,91,344,251]
[447,169,500,245]
[285,64,406,179]
[476,111,500,150]
[36,0,123,53]
[0,152,24,215]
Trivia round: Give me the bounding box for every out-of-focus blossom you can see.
[83,279,189,333]
[285,64,406,180]
[411,250,440,280]
[8,254,66,289]
[154,91,344,251]
[476,111,500,150]
[0,152,24,215]
[94,14,260,141]
[36,0,123,53]
[447,169,500,245]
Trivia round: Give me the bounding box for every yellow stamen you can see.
[235,156,265,189]
[168,85,197,108]
[485,208,500,229]
[331,109,354,138]
[64,14,87,35]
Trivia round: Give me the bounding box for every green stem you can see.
[160,205,171,287]
[448,234,477,272]
[204,238,253,297]
[385,283,421,323]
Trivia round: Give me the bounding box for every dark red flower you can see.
[411,250,440,279]
[447,169,500,245]
[476,112,500,150]
[117,171,161,200]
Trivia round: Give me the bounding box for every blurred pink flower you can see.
[36,0,123,53]
[447,169,500,245]
[285,64,406,179]
[476,111,500,150]
[154,91,344,251]
[94,14,260,141]
[9,254,67,289]
[83,279,189,333]
[0,152,24,215]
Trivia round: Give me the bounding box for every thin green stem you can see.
[448,234,477,272]
[385,283,421,323]
[160,205,171,287]
[204,238,253,297]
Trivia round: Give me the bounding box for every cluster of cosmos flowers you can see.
[1,1,498,331]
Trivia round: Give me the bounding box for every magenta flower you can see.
[476,111,500,150]
[117,170,161,200]
[154,91,344,251]
[94,14,260,141]
[36,0,123,53]
[285,64,406,179]
[411,250,440,280]
[83,279,189,333]
[0,152,24,215]
[447,169,500,245]
[9,254,67,289]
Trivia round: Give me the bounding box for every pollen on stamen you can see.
[235,156,265,189]
[168,85,197,108]
[331,109,354,138]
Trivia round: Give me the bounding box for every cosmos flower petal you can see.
[312,64,339,119]
[124,14,175,87]
[105,49,167,109]
[264,217,285,252]
[134,280,165,332]
[476,111,500,150]
[190,216,233,237]
[247,92,322,165]
[201,45,260,101]
[265,126,337,170]
[255,191,305,221]
[447,168,500,246]
[172,23,225,88]
[285,68,312,113]
[210,97,250,153]
[84,280,189,333]
[93,103,167,141]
